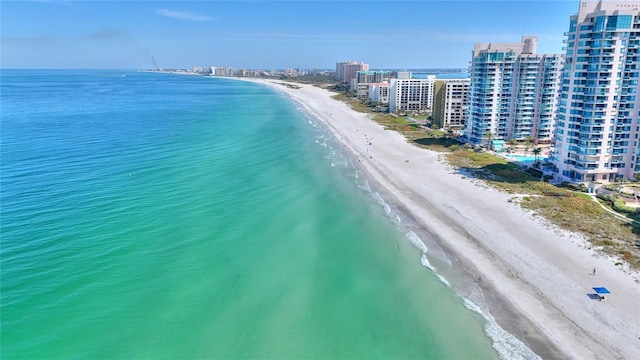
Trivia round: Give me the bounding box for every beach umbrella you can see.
[592,287,610,301]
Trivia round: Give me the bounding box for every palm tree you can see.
[533,147,542,165]
[484,131,493,146]
[525,136,533,146]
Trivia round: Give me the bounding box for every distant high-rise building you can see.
[355,70,389,84]
[552,0,640,183]
[335,61,356,81]
[334,60,370,86]
[396,71,412,79]
[389,76,436,113]
[208,66,228,76]
[352,70,390,98]
[433,78,470,130]
[465,36,562,145]
[342,62,369,87]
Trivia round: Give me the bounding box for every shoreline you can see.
[230,78,639,359]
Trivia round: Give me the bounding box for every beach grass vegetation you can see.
[520,195,640,269]
[413,137,463,152]
[329,88,640,270]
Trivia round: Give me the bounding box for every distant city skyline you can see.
[2,0,578,70]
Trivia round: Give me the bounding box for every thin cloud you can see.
[156,9,211,22]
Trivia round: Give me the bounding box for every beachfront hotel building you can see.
[465,36,562,145]
[389,76,436,114]
[551,1,640,183]
[433,78,470,130]
[352,70,391,99]
[368,83,390,105]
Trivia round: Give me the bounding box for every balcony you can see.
[576,151,601,158]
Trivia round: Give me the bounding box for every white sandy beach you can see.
[240,78,639,359]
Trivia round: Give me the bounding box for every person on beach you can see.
[592,268,596,275]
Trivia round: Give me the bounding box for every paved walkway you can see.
[584,193,640,227]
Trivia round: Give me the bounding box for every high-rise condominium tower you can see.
[433,78,470,131]
[552,1,640,183]
[389,77,436,114]
[466,36,562,145]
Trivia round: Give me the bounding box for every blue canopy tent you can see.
[593,287,610,301]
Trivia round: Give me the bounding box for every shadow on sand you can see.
[623,219,640,239]
[413,137,462,150]
[586,293,603,300]
[455,163,540,184]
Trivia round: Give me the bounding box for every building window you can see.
[595,16,605,31]
[607,15,632,30]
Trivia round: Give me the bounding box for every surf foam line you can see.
[464,299,541,360]
[407,232,540,360]
[281,86,542,360]
[377,191,540,360]
[403,226,537,359]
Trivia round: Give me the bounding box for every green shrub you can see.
[620,191,635,199]
[525,168,543,178]
[612,199,635,214]
[561,182,588,192]
[596,193,615,202]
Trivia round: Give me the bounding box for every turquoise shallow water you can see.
[1,70,499,359]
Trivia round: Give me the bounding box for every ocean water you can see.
[1,70,504,359]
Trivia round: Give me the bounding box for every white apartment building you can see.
[368,83,390,105]
[433,78,470,130]
[206,66,232,76]
[552,1,640,183]
[466,36,562,145]
[389,76,436,113]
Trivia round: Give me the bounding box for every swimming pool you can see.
[504,154,547,163]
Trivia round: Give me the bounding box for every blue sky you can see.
[1,0,579,70]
